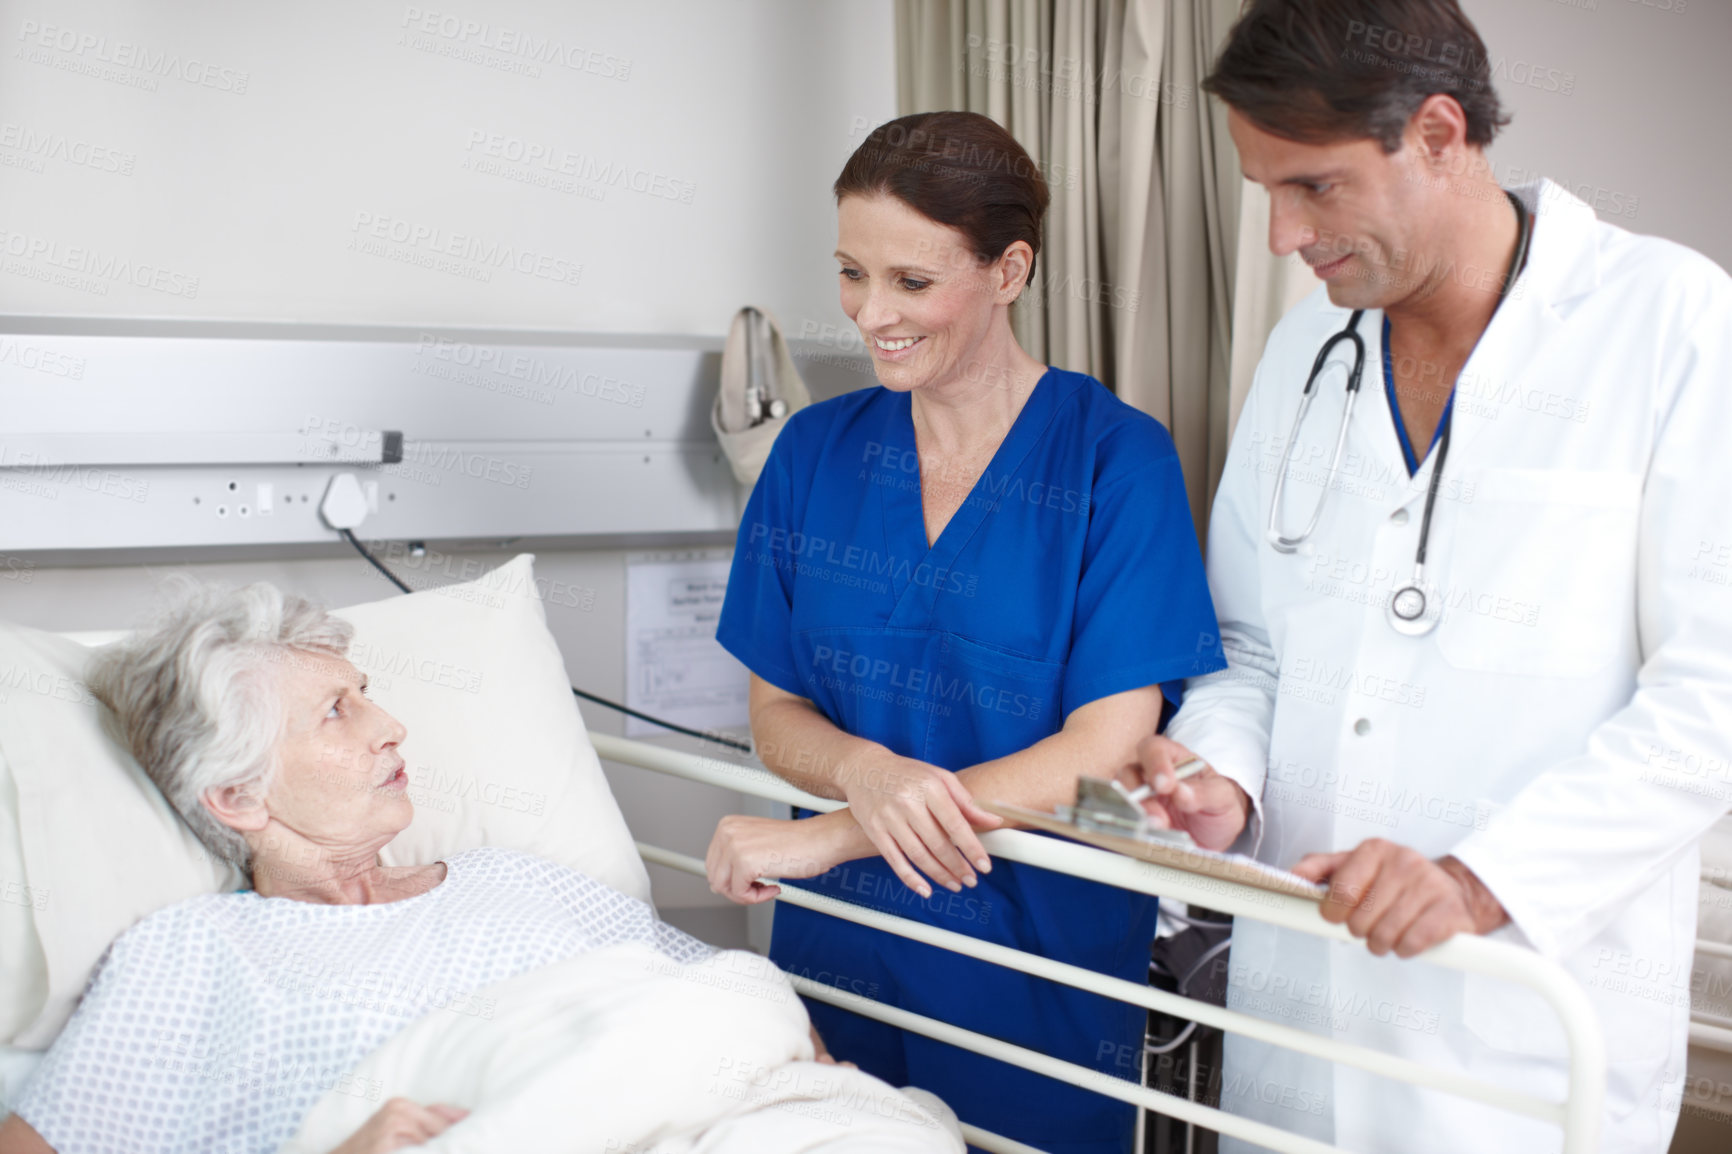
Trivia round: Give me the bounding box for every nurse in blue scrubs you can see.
[707,111,1228,1154]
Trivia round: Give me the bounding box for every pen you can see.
[1124,757,1207,803]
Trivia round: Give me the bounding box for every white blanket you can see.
[283,945,964,1153]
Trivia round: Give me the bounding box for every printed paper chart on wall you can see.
[624,552,749,739]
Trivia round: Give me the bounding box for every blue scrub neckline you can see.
[876,367,1069,619]
[1381,315,1456,478]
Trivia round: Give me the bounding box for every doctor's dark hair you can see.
[835,112,1049,286]
[1204,0,1510,152]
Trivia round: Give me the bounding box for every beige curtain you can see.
[893,0,1308,539]
[1228,181,1320,431]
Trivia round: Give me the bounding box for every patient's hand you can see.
[329,1098,469,1153]
[0,1114,55,1154]
[809,1022,856,1068]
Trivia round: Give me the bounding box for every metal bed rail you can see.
[593,733,1608,1154]
[1693,937,1732,1053]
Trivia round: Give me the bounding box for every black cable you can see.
[339,528,412,593]
[1177,937,1233,996]
[338,530,753,754]
[568,684,751,752]
[1157,907,1234,932]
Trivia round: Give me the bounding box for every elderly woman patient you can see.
[0,582,781,1154]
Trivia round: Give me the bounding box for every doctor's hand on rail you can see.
[1127,735,1253,851]
[327,1098,469,1153]
[1291,842,1510,958]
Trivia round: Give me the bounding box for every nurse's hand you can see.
[706,813,839,904]
[1292,843,1509,958]
[842,753,1002,898]
[1128,735,1251,851]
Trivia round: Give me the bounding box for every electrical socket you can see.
[191,473,324,523]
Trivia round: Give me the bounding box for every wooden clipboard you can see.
[981,800,1326,902]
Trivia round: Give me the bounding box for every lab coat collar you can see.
[1420,179,1598,474]
[1507,178,1602,312]
[1289,179,1603,517]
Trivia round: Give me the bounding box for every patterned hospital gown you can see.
[13,847,714,1154]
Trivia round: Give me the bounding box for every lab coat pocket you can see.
[1434,468,1641,677]
[1460,965,1569,1061]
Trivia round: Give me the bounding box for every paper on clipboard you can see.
[981,800,1328,902]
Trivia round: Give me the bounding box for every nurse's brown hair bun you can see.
[835,111,1050,287]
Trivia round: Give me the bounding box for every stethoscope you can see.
[1265,191,1533,637]
[741,306,790,426]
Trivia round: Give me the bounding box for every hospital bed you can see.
[1670,818,1732,1151]
[598,733,1609,1154]
[0,594,1614,1154]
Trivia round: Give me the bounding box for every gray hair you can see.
[86,577,354,874]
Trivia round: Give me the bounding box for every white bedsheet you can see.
[13,848,713,1152]
[0,1046,43,1117]
[1681,817,1732,1127]
[283,943,964,1153]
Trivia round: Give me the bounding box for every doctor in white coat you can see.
[1132,2,1732,1151]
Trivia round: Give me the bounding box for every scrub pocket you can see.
[921,632,1067,768]
[792,625,1065,766]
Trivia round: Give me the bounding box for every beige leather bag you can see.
[712,306,810,487]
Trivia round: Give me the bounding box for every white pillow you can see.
[0,553,649,1049]
[341,554,649,901]
[0,625,238,1049]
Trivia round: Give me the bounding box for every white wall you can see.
[0,0,897,944]
[0,0,894,331]
[1462,0,1724,272]
[4,0,1726,943]
[1228,0,1726,433]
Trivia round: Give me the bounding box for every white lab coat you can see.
[1166,180,1732,1154]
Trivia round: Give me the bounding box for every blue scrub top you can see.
[1382,315,1455,476]
[717,367,1225,1154]
[720,367,1223,760]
